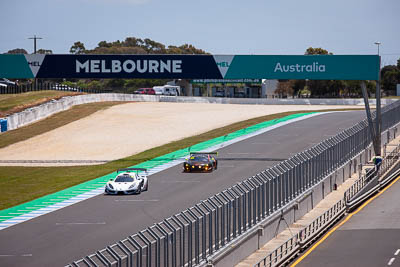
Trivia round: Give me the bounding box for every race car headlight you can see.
[107,184,114,190]
[129,184,138,189]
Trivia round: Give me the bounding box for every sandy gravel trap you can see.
[0,102,363,166]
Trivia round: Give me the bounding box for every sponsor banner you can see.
[0,55,34,78]
[224,55,379,80]
[37,55,223,79]
[191,79,261,84]
[0,54,379,80]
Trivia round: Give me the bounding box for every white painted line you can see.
[251,142,281,145]
[228,152,261,155]
[388,258,395,265]
[395,249,400,256]
[114,199,159,202]
[0,254,32,257]
[161,181,201,183]
[56,222,106,225]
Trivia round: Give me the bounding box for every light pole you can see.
[374,41,381,55]
[28,35,43,54]
[374,41,382,156]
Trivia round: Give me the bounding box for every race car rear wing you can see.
[117,168,147,173]
[189,152,218,156]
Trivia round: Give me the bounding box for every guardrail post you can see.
[119,241,134,267]
[164,220,177,267]
[180,212,193,266]
[213,195,226,247]
[172,215,185,267]
[225,190,238,239]
[186,209,200,264]
[194,205,207,260]
[231,187,242,236]
[128,236,142,267]
[201,201,214,255]
[96,251,112,267]
[106,246,121,267]
[207,199,220,251]
[138,232,152,267]
[147,227,160,267]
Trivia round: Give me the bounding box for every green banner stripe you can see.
[0,55,34,78]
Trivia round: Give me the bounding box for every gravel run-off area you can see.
[0,102,364,166]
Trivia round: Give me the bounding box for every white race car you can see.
[105,168,148,195]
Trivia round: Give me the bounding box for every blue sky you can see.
[1,0,399,66]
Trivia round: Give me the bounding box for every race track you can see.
[0,111,366,266]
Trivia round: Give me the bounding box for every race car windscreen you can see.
[115,175,134,182]
[190,156,209,162]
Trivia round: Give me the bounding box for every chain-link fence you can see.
[69,101,400,267]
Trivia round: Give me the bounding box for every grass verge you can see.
[0,108,364,210]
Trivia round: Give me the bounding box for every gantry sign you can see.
[0,53,382,155]
[0,54,379,80]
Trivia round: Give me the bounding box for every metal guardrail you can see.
[344,142,400,203]
[253,199,346,267]
[380,144,400,175]
[69,100,400,267]
[344,167,377,202]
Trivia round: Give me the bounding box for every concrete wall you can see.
[3,93,397,132]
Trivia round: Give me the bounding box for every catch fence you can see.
[69,100,400,267]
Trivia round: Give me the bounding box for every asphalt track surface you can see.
[293,176,400,267]
[0,111,366,267]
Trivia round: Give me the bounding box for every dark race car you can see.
[183,152,218,172]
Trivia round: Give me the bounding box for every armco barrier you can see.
[68,100,400,267]
[4,93,397,131]
[253,199,346,267]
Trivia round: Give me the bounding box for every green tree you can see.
[87,80,103,90]
[69,41,86,54]
[37,49,53,54]
[382,70,400,92]
[142,38,166,53]
[305,47,332,55]
[98,41,112,48]
[292,80,306,97]
[6,48,28,54]
[380,65,400,92]
[105,79,125,89]
[344,80,361,97]
[275,80,294,97]
[304,47,333,97]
